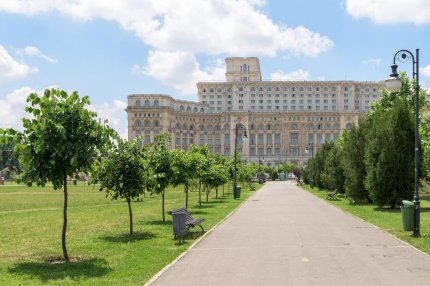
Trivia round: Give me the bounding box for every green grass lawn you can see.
[0,182,258,285]
[302,185,430,254]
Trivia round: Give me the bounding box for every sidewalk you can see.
[148,181,430,286]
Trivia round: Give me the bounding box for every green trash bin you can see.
[235,186,241,199]
[401,200,414,231]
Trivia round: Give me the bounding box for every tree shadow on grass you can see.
[189,210,209,215]
[145,219,172,226]
[8,257,111,282]
[100,231,157,243]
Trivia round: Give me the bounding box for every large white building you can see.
[126,57,384,166]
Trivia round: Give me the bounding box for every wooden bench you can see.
[326,189,338,200]
[167,207,205,232]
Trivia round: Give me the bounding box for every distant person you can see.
[0,176,4,185]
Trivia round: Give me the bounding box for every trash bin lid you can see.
[401,200,414,206]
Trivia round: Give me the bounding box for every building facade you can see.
[126,57,384,166]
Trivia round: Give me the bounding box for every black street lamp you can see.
[284,148,288,181]
[258,154,264,183]
[385,49,420,237]
[305,143,315,188]
[233,123,248,199]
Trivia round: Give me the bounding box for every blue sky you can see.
[0,0,429,138]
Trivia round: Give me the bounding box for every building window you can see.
[266,134,272,144]
[308,133,314,144]
[290,133,299,145]
[258,134,264,145]
[325,134,331,143]
[250,148,255,156]
[258,148,264,155]
[275,133,280,145]
[275,148,280,156]
[224,134,230,144]
[250,134,255,145]
[317,134,322,144]
[135,100,141,107]
[291,147,299,157]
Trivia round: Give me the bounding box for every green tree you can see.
[238,163,257,190]
[1,89,113,261]
[147,133,173,223]
[0,141,20,179]
[170,147,204,208]
[365,97,414,208]
[310,143,333,189]
[94,138,150,236]
[321,142,345,193]
[341,121,370,202]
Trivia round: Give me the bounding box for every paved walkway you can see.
[149,181,430,286]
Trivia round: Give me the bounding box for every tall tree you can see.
[321,142,345,193]
[365,98,414,208]
[94,138,150,236]
[341,121,370,202]
[1,89,113,261]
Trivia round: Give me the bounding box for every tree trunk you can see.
[206,187,209,203]
[198,182,202,207]
[185,185,189,208]
[227,180,230,194]
[223,184,225,197]
[162,189,165,222]
[62,171,69,262]
[215,187,218,199]
[127,196,133,236]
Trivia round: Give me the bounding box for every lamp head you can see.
[385,64,402,93]
[242,128,248,140]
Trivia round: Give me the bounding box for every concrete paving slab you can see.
[148,181,430,286]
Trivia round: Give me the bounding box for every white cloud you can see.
[88,99,128,139]
[141,50,225,96]
[17,46,58,64]
[0,87,127,140]
[270,69,310,81]
[0,45,37,83]
[0,86,36,130]
[346,0,430,25]
[89,100,127,130]
[0,1,334,95]
[0,1,333,57]
[421,64,430,78]
[362,57,381,69]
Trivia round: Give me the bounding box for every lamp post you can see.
[258,155,264,183]
[385,49,420,237]
[284,148,288,181]
[233,123,248,199]
[305,143,314,188]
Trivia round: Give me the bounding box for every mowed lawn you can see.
[302,185,430,254]
[0,183,256,285]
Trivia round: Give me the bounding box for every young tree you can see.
[146,133,173,223]
[170,147,204,208]
[94,138,150,236]
[1,89,113,261]
[238,163,257,190]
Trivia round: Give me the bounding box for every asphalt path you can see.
[148,181,430,286]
